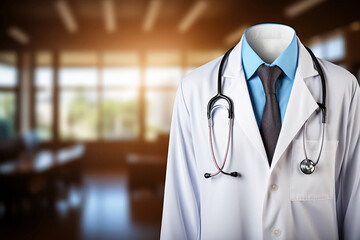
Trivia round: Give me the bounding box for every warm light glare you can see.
[103,51,139,66]
[60,51,98,67]
[186,49,224,66]
[146,51,181,66]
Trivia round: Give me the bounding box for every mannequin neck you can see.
[245,24,295,64]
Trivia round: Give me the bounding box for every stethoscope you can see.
[204,44,327,179]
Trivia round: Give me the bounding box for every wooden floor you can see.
[0,171,163,240]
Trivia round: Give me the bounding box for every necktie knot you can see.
[256,64,283,94]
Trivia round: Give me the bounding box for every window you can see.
[28,49,229,142]
[34,51,53,141]
[145,51,181,141]
[102,68,140,87]
[309,33,345,62]
[145,90,176,141]
[58,51,141,141]
[0,63,17,87]
[59,51,99,140]
[60,68,98,87]
[143,49,224,141]
[323,36,345,61]
[0,52,17,138]
[102,90,139,139]
[60,90,98,140]
[0,93,16,138]
[309,43,324,59]
[145,67,182,87]
[101,51,140,140]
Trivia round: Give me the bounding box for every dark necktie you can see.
[256,64,283,166]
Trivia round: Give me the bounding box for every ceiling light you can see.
[178,1,209,33]
[103,0,116,33]
[55,0,78,33]
[143,0,162,32]
[284,0,327,19]
[7,26,30,45]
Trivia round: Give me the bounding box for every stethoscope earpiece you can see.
[204,171,241,179]
[230,172,241,177]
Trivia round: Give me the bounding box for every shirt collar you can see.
[241,25,298,81]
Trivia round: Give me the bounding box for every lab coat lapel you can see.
[270,37,320,172]
[222,35,320,171]
[223,37,269,163]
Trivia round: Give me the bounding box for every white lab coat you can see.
[160,34,360,240]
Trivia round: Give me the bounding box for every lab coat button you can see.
[272,228,281,237]
[270,183,278,191]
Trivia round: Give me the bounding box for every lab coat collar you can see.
[222,34,320,172]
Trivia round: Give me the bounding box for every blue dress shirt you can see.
[241,24,299,129]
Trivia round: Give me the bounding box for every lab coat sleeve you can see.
[160,78,201,240]
[337,78,360,240]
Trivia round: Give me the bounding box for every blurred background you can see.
[0,0,359,239]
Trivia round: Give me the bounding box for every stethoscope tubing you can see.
[302,115,326,166]
[205,43,327,178]
[205,104,239,178]
[208,118,233,177]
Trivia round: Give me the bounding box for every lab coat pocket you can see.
[290,139,339,201]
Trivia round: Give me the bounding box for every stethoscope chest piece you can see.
[300,159,316,174]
